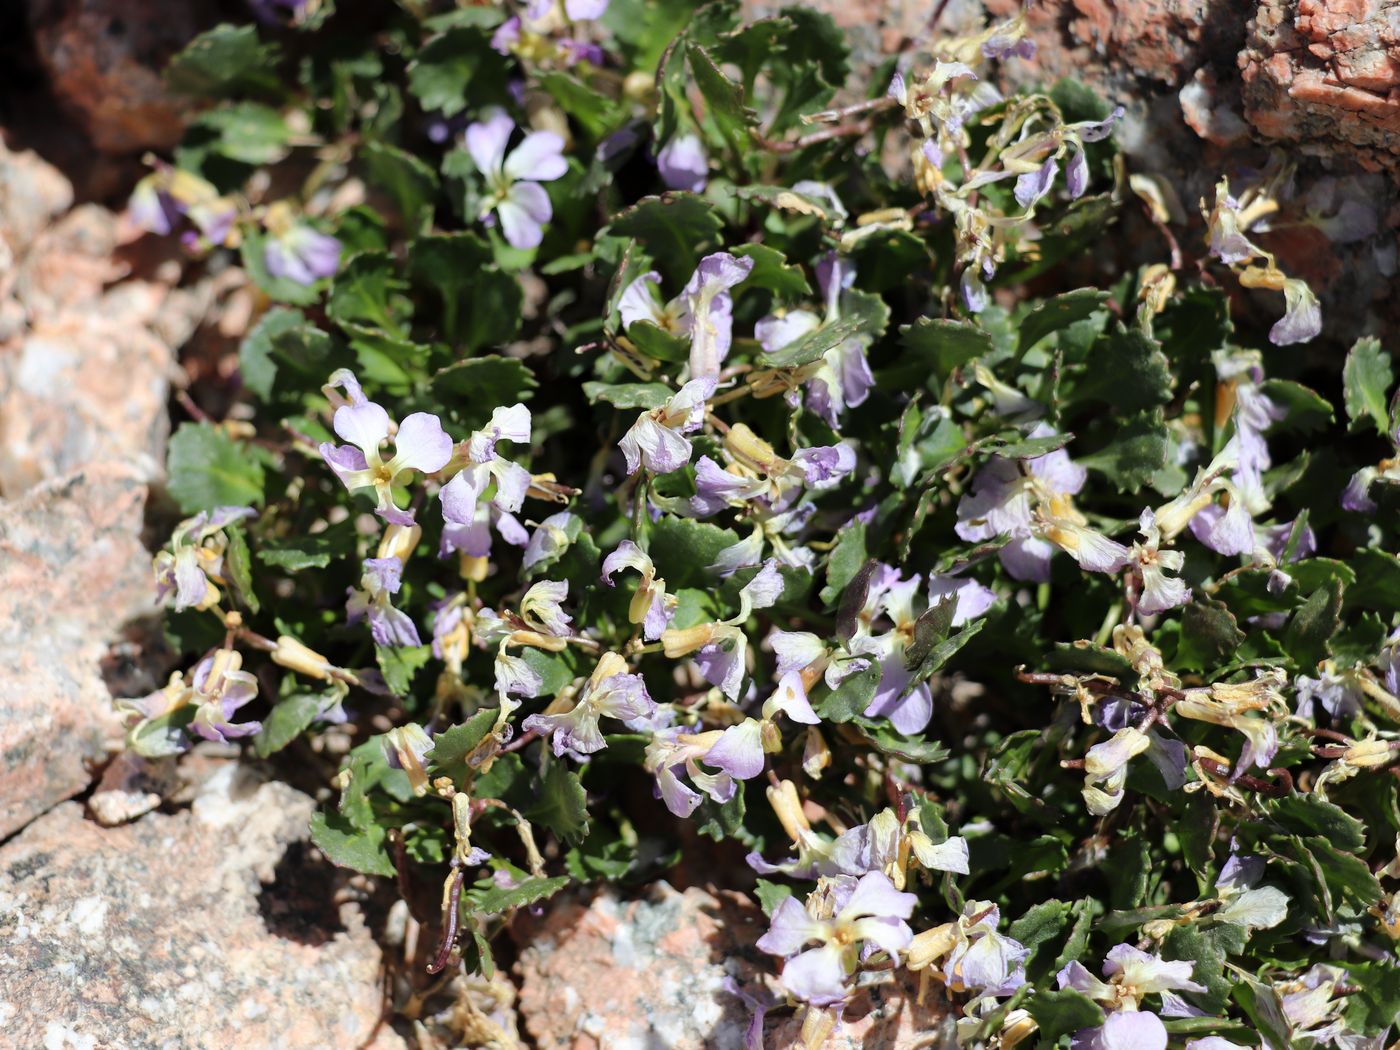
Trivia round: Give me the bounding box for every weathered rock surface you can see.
[0,138,211,496]
[0,466,153,839]
[0,764,405,1049]
[513,882,948,1050]
[25,0,213,153]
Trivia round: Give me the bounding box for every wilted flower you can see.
[645,728,736,816]
[1128,509,1190,615]
[907,899,1028,999]
[522,651,654,758]
[755,872,917,1005]
[466,110,568,249]
[619,377,715,474]
[600,539,677,640]
[1080,726,1151,815]
[618,253,754,381]
[123,648,261,751]
[153,506,256,611]
[1058,943,1205,1015]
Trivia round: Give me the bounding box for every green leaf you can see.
[239,308,335,401]
[129,705,197,758]
[648,516,738,587]
[471,874,571,915]
[608,193,724,284]
[1261,379,1333,433]
[1342,335,1392,434]
[1299,834,1381,908]
[627,320,692,363]
[377,645,432,698]
[764,304,884,369]
[257,521,356,572]
[754,879,794,917]
[1046,641,1137,682]
[432,357,538,427]
[819,520,867,607]
[1076,325,1172,411]
[223,525,259,614]
[1177,598,1246,672]
[1050,898,1096,973]
[166,423,265,514]
[582,382,674,409]
[166,24,282,99]
[686,42,757,157]
[522,648,581,698]
[889,317,994,386]
[253,692,326,758]
[362,142,440,233]
[1016,289,1110,354]
[407,26,506,116]
[428,708,500,781]
[1008,899,1073,976]
[538,70,623,140]
[409,232,523,348]
[1079,410,1168,491]
[1024,988,1103,1045]
[328,251,405,334]
[195,102,291,165]
[1345,548,1400,612]
[527,763,590,845]
[731,243,810,297]
[310,810,395,877]
[817,664,881,723]
[1284,577,1344,670]
[1267,794,1366,854]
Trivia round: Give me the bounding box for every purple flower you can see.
[619,377,715,474]
[1071,1012,1167,1050]
[1188,498,1253,556]
[466,110,568,249]
[657,133,708,192]
[689,455,769,516]
[153,506,256,611]
[347,557,421,647]
[618,253,754,383]
[264,224,341,285]
[919,899,1028,998]
[926,572,997,626]
[755,872,916,1005]
[644,729,736,817]
[129,174,181,236]
[1014,156,1059,208]
[847,568,935,734]
[792,444,856,489]
[318,370,453,525]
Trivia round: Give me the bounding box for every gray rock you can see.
[0,764,405,1049]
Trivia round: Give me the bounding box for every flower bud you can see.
[661,622,717,659]
[377,523,422,563]
[272,635,333,681]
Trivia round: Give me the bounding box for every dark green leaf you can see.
[310,810,395,877]
[1017,289,1110,354]
[166,24,282,99]
[1284,577,1344,670]
[1177,599,1246,672]
[166,423,265,514]
[1342,335,1392,434]
[254,692,326,757]
[527,763,590,845]
[377,645,432,698]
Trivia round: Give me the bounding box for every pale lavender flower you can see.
[1189,499,1254,556]
[955,431,1086,581]
[440,404,534,554]
[522,670,654,758]
[1129,509,1190,615]
[264,225,341,285]
[129,174,181,235]
[619,377,715,474]
[690,456,769,516]
[522,511,576,571]
[318,370,453,525]
[847,567,934,734]
[1071,1012,1167,1050]
[755,872,916,1005]
[1271,277,1322,346]
[936,900,1029,997]
[466,110,568,249]
[153,506,256,611]
[926,572,997,626]
[347,557,421,647]
[657,133,708,192]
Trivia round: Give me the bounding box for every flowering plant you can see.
[128,0,1400,1045]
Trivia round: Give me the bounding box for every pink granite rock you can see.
[0,465,153,838]
[512,882,949,1049]
[0,764,405,1049]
